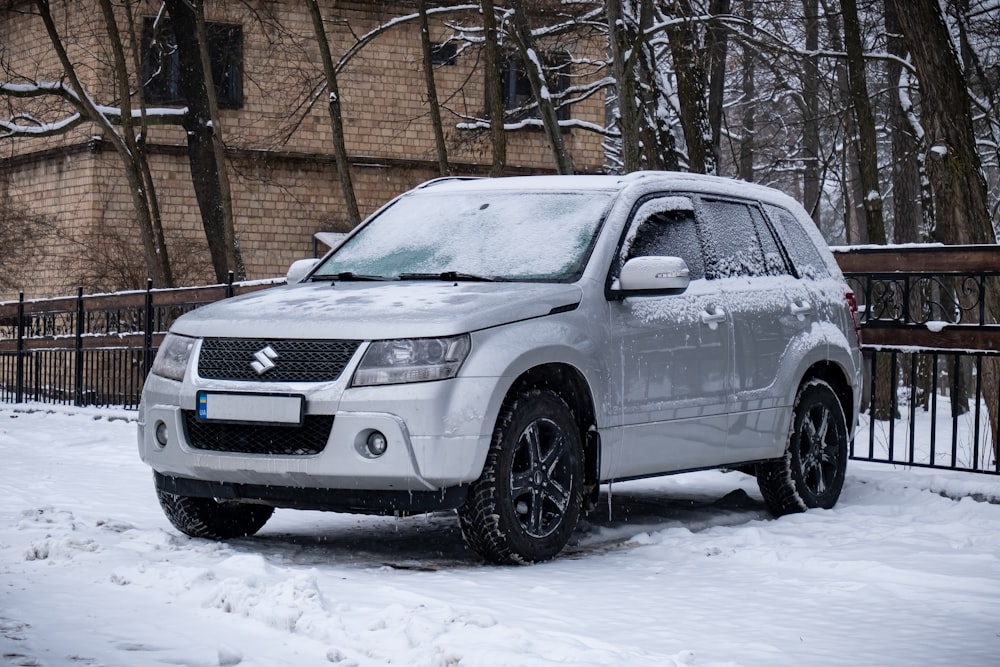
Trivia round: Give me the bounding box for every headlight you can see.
[352,334,471,386]
[151,333,196,381]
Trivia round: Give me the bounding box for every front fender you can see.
[462,310,610,438]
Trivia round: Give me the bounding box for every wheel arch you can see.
[799,360,856,432]
[503,363,601,508]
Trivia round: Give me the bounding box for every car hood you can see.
[170,280,584,340]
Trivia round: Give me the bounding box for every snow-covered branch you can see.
[1,80,187,139]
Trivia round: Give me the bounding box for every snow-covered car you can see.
[138,172,863,564]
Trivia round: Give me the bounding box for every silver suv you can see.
[138,173,862,564]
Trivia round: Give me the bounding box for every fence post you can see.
[226,271,235,298]
[143,278,154,379]
[74,287,84,407]
[15,292,24,404]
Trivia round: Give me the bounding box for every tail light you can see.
[845,291,862,348]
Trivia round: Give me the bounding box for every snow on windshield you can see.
[315,191,612,280]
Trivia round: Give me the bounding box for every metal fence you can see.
[3,246,1000,475]
[0,276,281,409]
[836,245,1000,475]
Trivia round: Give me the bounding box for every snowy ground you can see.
[2,405,1000,667]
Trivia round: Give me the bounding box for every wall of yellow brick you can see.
[2,0,609,300]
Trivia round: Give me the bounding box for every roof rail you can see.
[415,176,483,189]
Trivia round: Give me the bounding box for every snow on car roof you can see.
[417,172,806,209]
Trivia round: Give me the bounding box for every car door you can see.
[606,196,731,478]
[696,197,814,460]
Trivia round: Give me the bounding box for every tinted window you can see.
[763,204,831,279]
[142,18,243,109]
[750,206,790,276]
[624,213,705,281]
[697,200,768,278]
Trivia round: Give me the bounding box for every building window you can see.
[141,18,243,109]
[495,52,570,122]
[431,42,458,66]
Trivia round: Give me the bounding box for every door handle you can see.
[790,301,813,320]
[701,307,727,330]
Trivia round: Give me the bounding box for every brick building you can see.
[0,1,606,299]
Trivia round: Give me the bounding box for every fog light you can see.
[366,431,388,457]
[154,421,169,447]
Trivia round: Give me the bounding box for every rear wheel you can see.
[459,389,584,564]
[156,487,274,540]
[757,379,849,516]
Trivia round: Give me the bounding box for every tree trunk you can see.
[607,0,642,173]
[38,0,173,288]
[417,0,450,176]
[665,0,714,174]
[737,0,754,181]
[193,1,243,280]
[705,0,730,172]
[889,0,998,455]
[163,0,245,282]
[637,0,680,171]
[97,0,173,289]
[887,0,935,411]
[885,1,925,245]
[841,0,886,246]
[508,0,572,174]
[480,0,507,177]
[801,0,821,223]
[120,0,173,287]
[305,0,362,228]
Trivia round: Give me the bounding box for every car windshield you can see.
[312,189,613,281]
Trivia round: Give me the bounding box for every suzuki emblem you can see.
[250,345,279,375]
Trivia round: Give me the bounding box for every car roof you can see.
[415,172,807,212]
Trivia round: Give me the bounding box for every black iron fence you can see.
[0,276,281,409]
[3,246,1000,475]
[836,245,1000,475]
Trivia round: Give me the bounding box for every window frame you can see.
[488,50,571,123]
[140,17,244,110]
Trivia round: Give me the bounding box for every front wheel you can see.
[156,487,274,540]
[757,379,849,516]
[459,389,584,564]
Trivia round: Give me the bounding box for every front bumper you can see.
[154,471,469,514]
[137,370,497,496]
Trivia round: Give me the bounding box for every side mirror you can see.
[286,258,320,284]
[618,256,691,293]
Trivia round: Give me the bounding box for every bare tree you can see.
[664,0,715,174]
[480,0,507,176]
[161,0,245,281]
[841,0,886,245]
[705,0,731,171]
[1,0,175,288]
[606,0,642,173]
[417,0,451,176]
[508,0,573,173]
[303,0,361,227]
[801,0,821,222]
[736,0,755,181]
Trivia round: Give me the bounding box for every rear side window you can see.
[697,199,787,279]
[763,204,831,279]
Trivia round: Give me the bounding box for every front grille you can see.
[183,411,334,456]
[197,338,361,382]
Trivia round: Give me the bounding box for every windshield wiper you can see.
[398,271,498,282]
[311,272,389,282]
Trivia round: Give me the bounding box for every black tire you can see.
[757,379,849,516]
[156,487,274,540]
[458,389,584,565]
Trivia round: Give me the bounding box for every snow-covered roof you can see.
[416,172,809,212]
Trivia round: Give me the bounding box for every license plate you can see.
[196,392,304,425]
